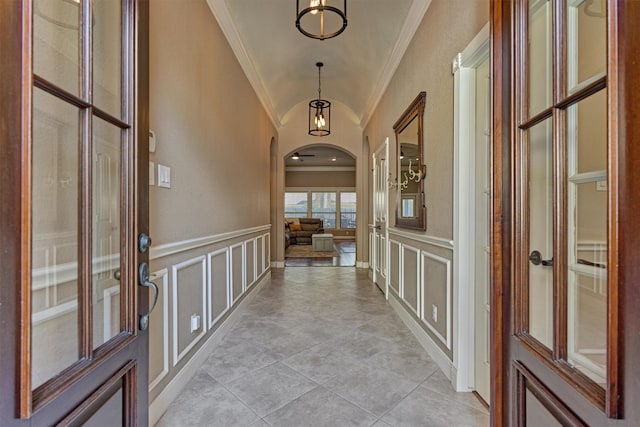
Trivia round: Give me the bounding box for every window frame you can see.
[284,188,356,229]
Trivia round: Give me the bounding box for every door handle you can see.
[374,225,382,230]
[529,250,553,267]
[138,261,159,331]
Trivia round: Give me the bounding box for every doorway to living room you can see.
[284,146,356,267]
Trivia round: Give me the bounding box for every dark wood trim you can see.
[490,0,513,425]
[555,76,607,110]
[57,361,135,427]
[513,361,587,426]
[519,107,553,130]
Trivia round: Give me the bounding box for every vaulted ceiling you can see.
[206,0,432,128]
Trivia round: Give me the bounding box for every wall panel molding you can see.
[150,224,271,260]
[172,256,207,366]
[207,248,230,330]
[420,251,452,351]
[229,242,246,304]
[388,228,454,250]
[400,244,421,315]
[149,269,170,391]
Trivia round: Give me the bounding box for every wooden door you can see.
[491,0,640,425]
[0,0,150,425]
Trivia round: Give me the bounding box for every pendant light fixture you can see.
[296,0,347,40]
[309,62,330,137]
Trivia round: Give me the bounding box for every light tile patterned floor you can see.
[156,267,489,427]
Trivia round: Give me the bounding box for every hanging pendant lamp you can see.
[308,62,331,137]
[296,0,347,40]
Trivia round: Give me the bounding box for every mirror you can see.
[394,92,426,230]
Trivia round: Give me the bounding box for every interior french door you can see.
[371,139,389,294]
[0,0,149,425]
[492,0,640,425]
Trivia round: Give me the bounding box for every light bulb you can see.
[309,0,321,15]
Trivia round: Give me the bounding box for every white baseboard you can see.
[388,293,457,386]
[271,261,284,268]
[149,272,270,425]
[356,261,369,269]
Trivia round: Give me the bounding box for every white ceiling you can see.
[206,0,431,128]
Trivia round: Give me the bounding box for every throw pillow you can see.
[290,224,302,231]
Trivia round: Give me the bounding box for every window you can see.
[284,192,308,218]
[285,190,356,229]
[311,192,337,228]
[340,192,356,228]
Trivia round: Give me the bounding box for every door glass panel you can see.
[567,0,607,92]
[34,0,80,96]
[94,0,122,117]
[528,118,553,348]
[92,118,122,349]
[528,0,553,117]
[31,88,80,389]
[572,90,607,174]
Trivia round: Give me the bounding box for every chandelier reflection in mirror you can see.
[308,62,331,136]
[296,0,347,40]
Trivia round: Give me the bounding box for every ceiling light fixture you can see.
[331,156,337,162]
[308,62,331,137]
[292,153,300,160]
[296,0,347,41]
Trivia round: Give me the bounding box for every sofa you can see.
[285,218,324,247]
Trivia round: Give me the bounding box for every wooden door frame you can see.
[0,0,150,424]
[490,0,640,424]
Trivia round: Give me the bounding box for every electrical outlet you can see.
[190,314,200,333]
[432,304,438,323]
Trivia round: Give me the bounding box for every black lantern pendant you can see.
[296,0,347,41]
[309,62,331,137]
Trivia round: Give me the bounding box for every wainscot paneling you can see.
[263,233,270,273]
[207,248,230,330]
[256,235,264,277]
[230,243,245,303]
[420,251,452,351]
[172,256,207,366]
[401,244,421,315]
[245,238,256,288]
[149,269,169,391]
[389,240,401,294]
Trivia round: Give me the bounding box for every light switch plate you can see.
[149,161,155,185]
[596,180,607,192]
[158,164,171,188]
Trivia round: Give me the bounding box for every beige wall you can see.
[364,0,489,358]
[149,0,276,245]
[365,0,488,239]
[285,170,356,188]
[147,0,276,408]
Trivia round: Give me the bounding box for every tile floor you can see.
[156,267,489,427]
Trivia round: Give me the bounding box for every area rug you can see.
[285,244,339,258]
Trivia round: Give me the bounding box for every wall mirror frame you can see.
[394,91,426,230]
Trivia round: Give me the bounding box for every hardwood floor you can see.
[285,240,356,267]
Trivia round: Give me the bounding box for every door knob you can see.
[138,233,152,253]
[138,262,159,331]
[529,250,553,267]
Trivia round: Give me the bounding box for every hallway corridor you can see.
[156,268,489,426]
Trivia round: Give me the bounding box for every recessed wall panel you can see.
[402,245,420,313]
[208,249,229,328]
[172,257,206,365]
[230,244,244,304]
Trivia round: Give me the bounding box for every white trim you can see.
[204,1,280,128]
[388,228,454,250]
[568,170,607,184]
[285,166,356,172]
[32,253,120,290]
[389,239,402,294]
[264,233,271,273]
[206,248,230,330]
[149,269,170,391]
[149,224,271,261]
[229,242,246,304]
[389,292,457,384]
[149,273,270,427]
[360,0,434,127]
[103,285,120,341]
[245,237,257,288]
[32,300,77,326]
[452,24,490,393]
[356,261,369,269]
[400,244,421,316]
[271,261,285,268]
[420,251,452,351]
[172,256,207,367]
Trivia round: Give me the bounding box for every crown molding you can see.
[286,166,356,172]
[360,0,433,129]
[206,0,281,129]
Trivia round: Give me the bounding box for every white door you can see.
[473,56,491,404]
[371,139,389,294]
